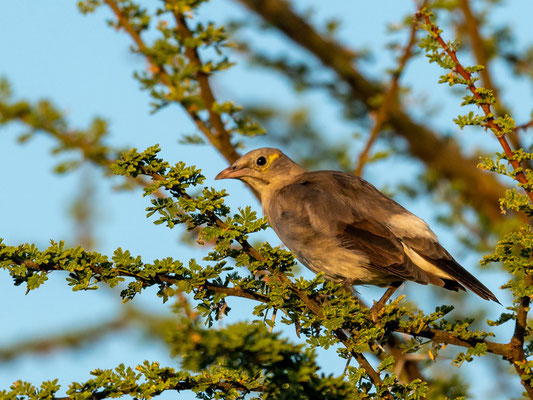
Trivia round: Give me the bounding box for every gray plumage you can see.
[216,148,499,303]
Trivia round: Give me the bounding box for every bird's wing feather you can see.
[269,172,434,284]
[401,236,499,301]
[337,219,432,284]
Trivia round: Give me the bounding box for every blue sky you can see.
[1,1,532,398]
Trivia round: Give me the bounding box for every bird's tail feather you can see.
[433,258,500,303]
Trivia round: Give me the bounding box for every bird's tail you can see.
[433,258,500,304]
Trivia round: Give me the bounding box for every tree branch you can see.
[458,0,529,168]
[511,276,533,350]
[172,11,233,146]
[354,9,419,176]
[419,12,533,203]
[52,380,268,400]
[396,326,509,356]
[10,251,515,359]
[0,318,127,362]
[509,274,533,397]
[103,0,240,164]
[18,255,271,304]
[418,11,533,396]
[13,237,526,398]
[458,0,499,107]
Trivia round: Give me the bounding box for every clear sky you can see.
[1,1,532,399]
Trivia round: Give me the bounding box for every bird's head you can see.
[215,148,305,193]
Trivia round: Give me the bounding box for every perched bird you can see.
[216,148,499,303]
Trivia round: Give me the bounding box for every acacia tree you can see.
[1,0,533,398]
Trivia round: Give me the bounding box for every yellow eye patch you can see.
[261,153,279,170]
[256,153,280,171]
[268,153,279,163]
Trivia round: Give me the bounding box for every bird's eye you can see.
[256,156,267,166]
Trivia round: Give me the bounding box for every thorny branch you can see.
[458,0,529,166]
[418,10,533,397]
[10,250,513,357]
[172,11,231,144]
[458,0,500,108]
[418,12,533,202]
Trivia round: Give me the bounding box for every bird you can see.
[215,147,499,303]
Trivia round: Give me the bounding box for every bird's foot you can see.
[341,279,357,295]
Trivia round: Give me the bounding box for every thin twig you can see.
[515,119,533,132]
[458,0,500,108]
[396,326,509,356]
[268,309,277,333]
[0,317,128,362]
[11,107,168,199]
[354,9,419,176]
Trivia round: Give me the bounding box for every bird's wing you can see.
[269,172,435,284]
[400,235,499,301]
[313,171,499,301]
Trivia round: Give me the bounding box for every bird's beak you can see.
[215,165,248,180]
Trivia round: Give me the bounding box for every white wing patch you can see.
[388,213,437,240]
[402,243,453,280]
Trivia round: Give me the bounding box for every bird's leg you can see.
[371,282,401,323]
[342,278,356,295]
[342,356,352,377]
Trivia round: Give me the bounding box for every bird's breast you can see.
[268,220,391,284]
